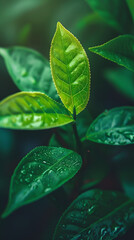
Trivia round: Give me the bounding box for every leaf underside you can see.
[50,22,90,115]
[2,146,82,218]
[89,35,134,72]
[0,92,74,130]
[84,106,134,145]
[53,189,134,240]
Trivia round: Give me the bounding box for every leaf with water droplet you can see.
[50,22,90,115]
[2,146,82,218]
[0,46,59,101]
[0,92,74,130]
[86,0,132,33]
[89,35,134,72]
[53,189,134,240]
[83,106,134,145]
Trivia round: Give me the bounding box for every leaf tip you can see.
[57,21,63,28]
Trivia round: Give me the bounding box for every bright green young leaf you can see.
[85,0,132,33]
[53,189,134,240]
[0,92,74,130]
[50,22,90,115]
[83,107,134,145]
[0,47,59,100]
[89,35,134,72]
[2,146,82,218]
[105,68,134,101]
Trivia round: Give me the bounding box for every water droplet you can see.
[21,169,26,174]
[25,178,30,183]
[45,187,51,193]
[21,69,27,77]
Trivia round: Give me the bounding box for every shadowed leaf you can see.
[53,189,134,240]
[0,47,59,100]
[2,146,82,218]
[83,107,134,145]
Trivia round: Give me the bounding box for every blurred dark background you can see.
[0,0,134,239]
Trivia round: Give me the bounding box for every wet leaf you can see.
[86,0,132,33]
[83,107,134,145]
[0,47,59,100]
[89,35,134,72]
[105,68,134,101]
[0,92,74,130]
[53,189,134,240]
[50,22,90,115]
[2,146,82,218]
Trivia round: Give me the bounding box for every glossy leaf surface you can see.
[2,146,82,218]
[0,47,59,100]
[50,22,90,115]
[86,0,132,33]
[89,35,134,72]
[105,68,134,101]
[83,107,134,145]
[0,92,74,130]
[53,189,134,240]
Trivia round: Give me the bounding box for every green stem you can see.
[72,107,82,155]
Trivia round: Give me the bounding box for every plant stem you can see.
[72,107,82,155]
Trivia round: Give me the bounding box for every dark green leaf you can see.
[53,189,134,240]
[2,146,82,218]
[75,13,104,31]
[85,0,132,33]
[49,134,62,148]
[0,47,59,100]
[0,92,74,130]
[50,22,90,115]
[105,68,134,101]
[83,107,134,145]
[89,35,134,72]
[126,0,134,21]
[114,149,134,199]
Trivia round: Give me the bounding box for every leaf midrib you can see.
[86,125,134,139]
[71,198,134,239]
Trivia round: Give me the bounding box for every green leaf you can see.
[89,35,134,72]
[50,22,90,115]
[53,189,134,240]
[0,47,59,100]
[85,0,132,33]
[2,146,82,218]
[0,92,74,130]
[126,0,134,21]
[83,107,134,145]
[49,134,62,148]
[114,149,134,199]
[105,67,134,101]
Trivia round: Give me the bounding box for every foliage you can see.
[1,1,134,239]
